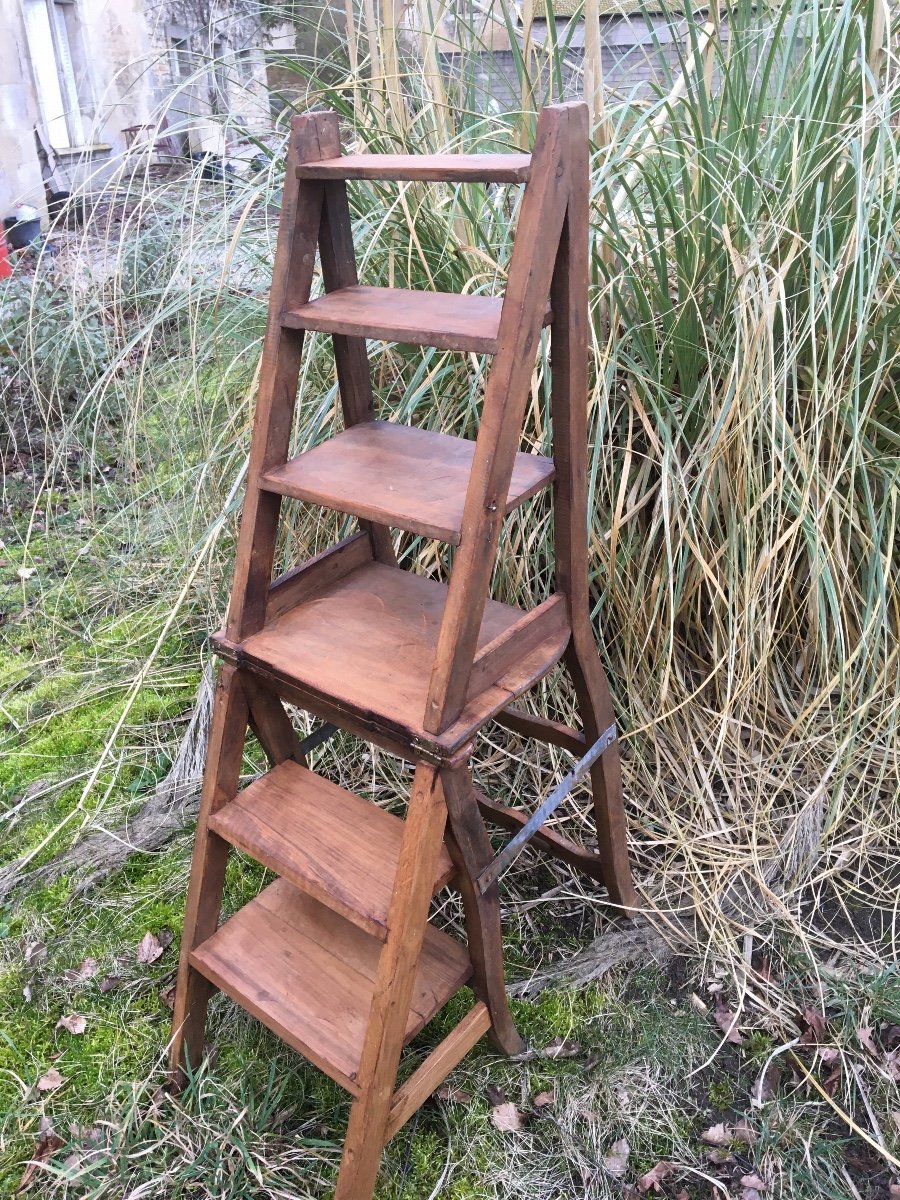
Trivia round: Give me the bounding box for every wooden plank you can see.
[441,764,523,1055]
[266,530,373,621]
[467,594,569,701]
[297,154,532,183]
[209,759,455,941]
[384,1003,491,1142]
[190,878,471,1096]
[493,704,586,755]
[243,675,305,765]
[475,789,607,883]
[318,177,396,566]
[424,104,576,733]
[226,112,339,642]
[169,665,248,1081]
[335,761,451,1199]
[260,421,555,546]
[283,286,552,355]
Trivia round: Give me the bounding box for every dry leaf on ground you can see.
[434,1084,471,1105]
[638,1160,673,1193]
[136,932,163,964]
[490,1102,524,1132]
[62,957,97,984]
[55,1014,86,1035]
[532,1091,555,1108]
[714,1004,744,1044]
[541,1037,581,1058]
[602,1138,630,1178]
[36,1068,65,1092]
[16,1119,64,1193]
[701,1122,730,1146]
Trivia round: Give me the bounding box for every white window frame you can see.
[23,0,86,150]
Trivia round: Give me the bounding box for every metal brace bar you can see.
[297,722,338,757]
[476,724,617,894]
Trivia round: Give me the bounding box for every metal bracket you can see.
[475,723,617,894]
[297,722,338,757]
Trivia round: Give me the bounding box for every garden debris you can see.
[637,1160,673,1192]
[490,1102,524,1132]
[55,1013,87,1034]
[62,957,97,983]
[532,1090,555,1107]
[434,1084,471,1105]
[16,1118,63,1192]
[36,1067,65,1091]
[509,916,676,998]
[714,1003,744,1044]
[602,1137,630,1177]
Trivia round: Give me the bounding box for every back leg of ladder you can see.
[441,760,525,1056]
[243,676,306,765]
[169,664,249,1085]
[565,633,639,913]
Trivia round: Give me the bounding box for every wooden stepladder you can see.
[170,101,638,1199]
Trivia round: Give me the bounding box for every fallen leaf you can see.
[98,975,121,994]
[490,1101,524,1132]
[858,1024,880,1056]
[532,1090,555,1108]
[638,1160,673,1193]
[62,958,97,984]
[16,1119,63,1192]
[733,1117,757,1146]
[751,1061,781,1105]
[157,928,174,950]
[159,986,176,1010]
[24,943,46,966]
[541,1037,581,1058]
[485,1084,506,1107]
[714,1004,744,1045]
[55,1014,86,1035]
[891,1112,900,1136]
[798,1007,827,1044]
[819,1046,839,1065]
[742,1191,763,1200]
[602,1137,630,1178]
[17,567,36,580]
[701,1122,730,1146]
[434,1084,471,1105]
[36,1068,65,1092]
[136,932,163,964]
[741,1174,767,1190]
[888,1185,900,1198]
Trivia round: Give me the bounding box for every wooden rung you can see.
[384,1002,492,1142]
[297,154,531,184]
[259,421,555,546]
[190,879,472,1095]
[282,286,553,355]
[209,759,456,941]
[475,790,606,882]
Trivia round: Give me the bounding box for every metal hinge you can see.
[410,737,444,767]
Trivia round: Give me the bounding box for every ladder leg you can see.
[565,635,639,913]
[334,760,448,1200]
[243,676,305,766]
[442,761,525,1056]
[169,664,248,1084]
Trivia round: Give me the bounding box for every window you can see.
[23,0,86,150]
[169,35,192,83]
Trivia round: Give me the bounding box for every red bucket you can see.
[0,230,11,279]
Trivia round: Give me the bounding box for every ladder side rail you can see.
[318,152,396,565]
[334,759,450,1199]
[423,103,582,736]
[549,102,590,630]
[226,113,336,642]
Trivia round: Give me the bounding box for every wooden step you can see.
[282,286,553,354]
[296,153,531,183]
[190,879,471,1095]
[208,759,456,941]
[213,561,571,754]
[259,421,555,545]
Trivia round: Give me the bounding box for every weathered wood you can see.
[190,878,471,1095]
[442,764,524,1055]
[494,704,586,755]
[468,594,569,701]
[297,154,532,183]
[266,529,373,621]
[243,676,305,765]
[317,178,396,566]
[260,421,555,546]
[225,113,338,642]
[475,790,606,882]
[424,104,575,733]
[384,1002,491,1141]
[283,286,552,355]
[335,761,451,1199]
[208,758,455,941]
[169,664,248,1082]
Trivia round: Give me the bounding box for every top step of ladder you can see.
[296,153,531,184]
